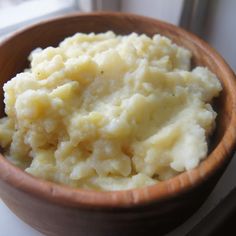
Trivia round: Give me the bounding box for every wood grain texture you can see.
[0,12,236,236]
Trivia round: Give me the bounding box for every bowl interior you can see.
[0,13,235,208]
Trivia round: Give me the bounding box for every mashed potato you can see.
[0,31,222,191]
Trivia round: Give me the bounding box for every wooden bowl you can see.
[0,12,236,236]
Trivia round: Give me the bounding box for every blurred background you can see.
[0,0,235,72]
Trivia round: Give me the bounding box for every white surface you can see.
[0,0,75,29]
[1,153,236,236]
[0,199,44,236]
[121,0,184,25]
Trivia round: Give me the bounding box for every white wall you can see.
[204,0,236,72]
[121,0,184,25]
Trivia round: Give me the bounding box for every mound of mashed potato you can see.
[0,31,222,191]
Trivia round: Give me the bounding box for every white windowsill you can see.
[0,0,77,38]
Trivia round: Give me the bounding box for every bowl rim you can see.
[0,11,236,209]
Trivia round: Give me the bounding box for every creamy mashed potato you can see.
[0,31,222,191]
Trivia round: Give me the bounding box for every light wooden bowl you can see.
[0,12,236,236]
